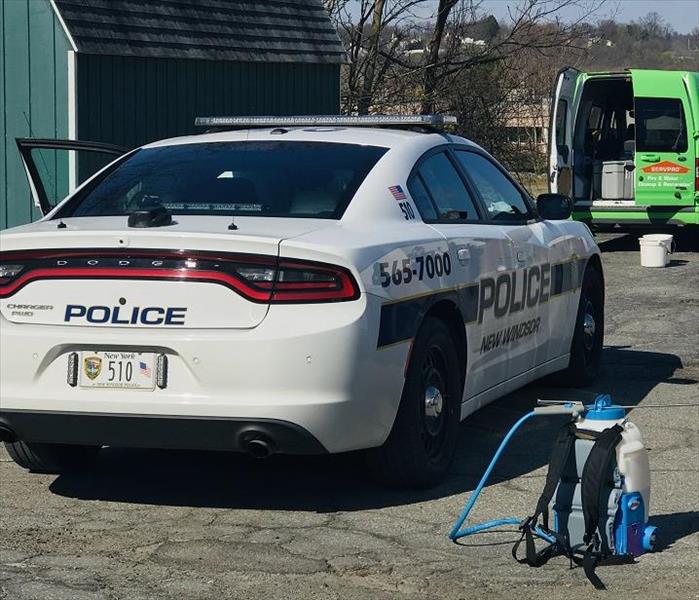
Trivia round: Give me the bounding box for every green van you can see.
[549,68,699,228]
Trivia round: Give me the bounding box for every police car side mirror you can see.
[536,193,572,220]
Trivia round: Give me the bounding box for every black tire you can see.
[368,316,462,488]
[4,440,100,474]
[560,265,604,387]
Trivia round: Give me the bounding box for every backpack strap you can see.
[513,421,577,566]
[582,544,606,590]
[580,423,625,589]
[535,421,578,528]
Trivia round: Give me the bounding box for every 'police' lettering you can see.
[165,307,187,325]
[65,305,87,320]
[540,263,551,303]
[477,261,562,324]
[527,266,540,308]
[64,304,187,326]
[478,278,495,324]
[140,307,165,325]
[86,306,110,323]
[493,274,510,319]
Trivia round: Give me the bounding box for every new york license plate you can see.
[79,351,156,390]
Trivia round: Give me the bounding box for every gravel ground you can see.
[1,232,697,600]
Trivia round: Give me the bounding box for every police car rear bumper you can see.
[0,296,408,454]
[0,409,327,455]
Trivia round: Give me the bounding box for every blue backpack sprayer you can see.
[449,395,657,589]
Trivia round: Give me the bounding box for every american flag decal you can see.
[139,361,152,378]
[388,185,407,201]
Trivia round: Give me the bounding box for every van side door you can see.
[549,67,582,198]
[631,71,696,207]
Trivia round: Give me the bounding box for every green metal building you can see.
[0,0,346,229]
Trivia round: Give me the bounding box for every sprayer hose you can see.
[450,411,541,541]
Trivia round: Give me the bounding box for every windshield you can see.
[56,141,388,220]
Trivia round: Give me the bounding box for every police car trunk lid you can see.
[0,216,336,329]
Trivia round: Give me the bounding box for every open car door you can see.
[16,138,128,216]
[548,67,580,197]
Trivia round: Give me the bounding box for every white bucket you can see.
[639,234,673,267]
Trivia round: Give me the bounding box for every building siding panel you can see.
[53,33,70,208]
[2,0,32,229]
[0,2,6,229]
[29,0,57,210]
[1,0,70,229]
[77,54,340,153]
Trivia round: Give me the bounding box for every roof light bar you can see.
[194,114,457,129]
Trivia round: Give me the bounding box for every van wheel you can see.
[4,440,100,474]
[368,316,461,488]
[561,265,604,387]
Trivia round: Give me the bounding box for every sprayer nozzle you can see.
[534,401,585,416]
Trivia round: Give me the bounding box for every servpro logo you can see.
[641,161,689,174]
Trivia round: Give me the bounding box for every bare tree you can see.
[325,0,608,115]
[421,0,459,114]
[326,0,428,113]
[415,0,608,113]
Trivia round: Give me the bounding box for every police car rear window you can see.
[57,142,388,220]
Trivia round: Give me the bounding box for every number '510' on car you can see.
[0,115,604,487]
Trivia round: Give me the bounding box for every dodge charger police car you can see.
[0,115,604,487]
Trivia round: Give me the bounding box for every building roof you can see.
[51,0,347,64]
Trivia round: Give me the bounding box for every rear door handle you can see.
[516,250,527,264]
[639,154,661,162]
[457,247,470,264]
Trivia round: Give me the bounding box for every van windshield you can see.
[56,141,388,220]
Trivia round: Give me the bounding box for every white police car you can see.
[0,116,604,487]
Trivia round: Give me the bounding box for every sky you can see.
[479,0,699,34]
[346,1,699,34]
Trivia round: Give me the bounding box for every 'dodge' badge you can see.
[84,356,102,380]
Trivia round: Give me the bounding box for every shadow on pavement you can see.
[431,510,699,551]
[649,512,699,551]
[596,233,641,253]
[596,229,698,253]
[48,347,685,514]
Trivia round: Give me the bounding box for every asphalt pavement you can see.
[1,231,697,600]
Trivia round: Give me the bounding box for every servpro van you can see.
[549,68,699,227]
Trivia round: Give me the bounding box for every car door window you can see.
[15,139,129,215]
[407,174,438,220]
[454,151,531,222]
[635,98,687,153]
[412,152,480,221]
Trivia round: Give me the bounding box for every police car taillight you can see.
[236,260,359,303]
[0,264,24,284]
[0,250,359,304]
[273,261,359,302]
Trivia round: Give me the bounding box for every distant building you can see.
[504,97,550,169]
[1,0,346,229]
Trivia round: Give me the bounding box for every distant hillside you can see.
[581,14,698,71]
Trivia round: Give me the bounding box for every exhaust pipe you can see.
[0,424,17,443]
[246,437,274,459]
